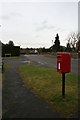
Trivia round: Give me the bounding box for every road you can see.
[23,55,79,74]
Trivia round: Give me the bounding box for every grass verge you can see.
[0,73,2,80]
[0,73,2,90]
[19,64,79,118]
[2,64,9,80]
[4,64,9,69]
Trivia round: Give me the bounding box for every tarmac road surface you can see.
[24,54,79,74]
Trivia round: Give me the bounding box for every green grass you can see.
[4,64,9,69]
[0,73,2,80]
[19,64,79,118]
[3,64,9,72]
[0,73,2,89]
[2,64,9,80]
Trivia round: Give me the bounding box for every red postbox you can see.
[57,52,71,73]
[57,52,71,98]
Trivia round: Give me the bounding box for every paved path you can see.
[2,57,61,118]
[0,72,2,120]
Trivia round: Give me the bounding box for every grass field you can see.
[19,64,78,118]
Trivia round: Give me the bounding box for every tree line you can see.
[51,33,80,52]
[1,32,80,56]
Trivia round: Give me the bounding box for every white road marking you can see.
[38,61,44,65]
[21,60,30,64]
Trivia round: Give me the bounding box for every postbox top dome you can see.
[57,52,71,58]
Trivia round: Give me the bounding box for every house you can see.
[50,45,66,52]
[2,42,20,57]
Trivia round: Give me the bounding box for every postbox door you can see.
[57,54,62,72]
[62,54,71,73]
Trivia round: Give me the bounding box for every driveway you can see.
[2,57,61,118]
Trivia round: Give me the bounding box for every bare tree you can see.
[76,32,80,52]
[8,40,14,46]
[67,32,78,52]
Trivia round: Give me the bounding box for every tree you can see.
[67,33,78,52]
[54,33,60,52]
[8,40,14,46]
[66,39,72,52]
[76,33,80,52]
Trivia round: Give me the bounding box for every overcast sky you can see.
[0,0,78,48]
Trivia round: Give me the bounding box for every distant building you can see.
[20,48,38,55]
[2,42,20,57]
[20,48,29,54]
[50,45,66,52]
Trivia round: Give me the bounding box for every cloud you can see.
[42,20,47,25]
[10,12,22,17]
[0,15,9,20]
[36,20,65,32]
[35,35,40,38]
[0,12,22,20]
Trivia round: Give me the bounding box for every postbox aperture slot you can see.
[57,55,62,58]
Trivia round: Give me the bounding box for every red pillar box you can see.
[57,52,71,73]
[57,52,71,98]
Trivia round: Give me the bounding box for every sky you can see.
[0,0,78,48]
